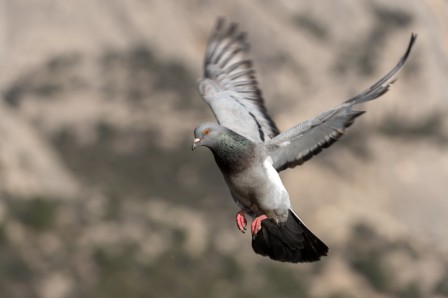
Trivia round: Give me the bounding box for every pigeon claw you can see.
[251,215,268,236]
[235,211,247,233]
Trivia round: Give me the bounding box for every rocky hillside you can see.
[0,1,447,297]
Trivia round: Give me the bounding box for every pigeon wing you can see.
[265,33,417,171]
[197,18,279,142]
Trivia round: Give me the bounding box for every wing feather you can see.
[265,33,417,171]
[198,18,279,142]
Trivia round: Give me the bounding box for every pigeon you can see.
[192,18,416,263]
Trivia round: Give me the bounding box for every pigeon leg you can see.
[251,215,268,235]
[235,210,247,233]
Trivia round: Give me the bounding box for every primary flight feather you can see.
[192,18,416,263]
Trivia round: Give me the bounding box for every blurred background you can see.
[0,0,447,297]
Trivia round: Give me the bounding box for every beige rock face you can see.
[0,100,79,198]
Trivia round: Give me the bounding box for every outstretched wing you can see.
[197,18,279,143]
[265,33,417,171]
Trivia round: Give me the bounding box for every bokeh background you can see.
[0,0,447,297]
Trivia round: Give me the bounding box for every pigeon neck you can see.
[211,131,255,174]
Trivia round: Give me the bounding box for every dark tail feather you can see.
[252,210,328,263]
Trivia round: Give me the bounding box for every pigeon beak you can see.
[192,138,201,151]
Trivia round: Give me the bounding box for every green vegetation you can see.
[396,283,422,298]
[293,14,328,40]
[434,269,448,297]
[378,112,448,146]
[99,45,198,107]
[10,197,58,232]
[347,224,393,292]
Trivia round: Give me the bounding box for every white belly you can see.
[225,156,290,219]
[259,156,290,211]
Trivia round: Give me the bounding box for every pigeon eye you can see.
[203,128,210,135]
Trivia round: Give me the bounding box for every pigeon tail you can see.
[251,210,328,263]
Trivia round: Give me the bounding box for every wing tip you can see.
[344,32,417,105]
[398,32,418,68]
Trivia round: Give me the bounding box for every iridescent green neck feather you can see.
[210,130,255,174]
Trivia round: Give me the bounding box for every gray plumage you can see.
[197,19,279,143]
[193,18,416,263]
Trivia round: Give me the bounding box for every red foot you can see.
[251,215,268,235]
[235,210,247,233]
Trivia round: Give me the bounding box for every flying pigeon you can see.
[192,18,416,263]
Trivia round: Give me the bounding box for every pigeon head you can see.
[192,122,223,151]
[192,122,255,173]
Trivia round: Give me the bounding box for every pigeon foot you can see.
[236,210,247,233]
[251,215,268,235]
